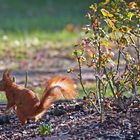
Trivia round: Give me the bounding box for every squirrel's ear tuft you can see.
[3,69,12,81]
[3,69,8,79]
[7,69,12,78]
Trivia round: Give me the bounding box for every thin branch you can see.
[103,67,117,99]
[129,35,139,60]
[24,71,28,88]
[77,57,88,96]
[76,52,100,113]
[116,49,121,74]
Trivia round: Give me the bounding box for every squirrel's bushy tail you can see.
[38,76,77,111]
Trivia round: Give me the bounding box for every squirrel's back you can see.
[44,76,77,99]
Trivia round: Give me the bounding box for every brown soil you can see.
[0,98,140,140]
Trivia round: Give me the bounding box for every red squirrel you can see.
[0,70,77,124]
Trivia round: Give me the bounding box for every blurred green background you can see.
[0,0,93,32]
[0,0,96,59]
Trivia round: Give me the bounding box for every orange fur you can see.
[0,70,77,124]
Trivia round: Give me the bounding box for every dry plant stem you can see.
[132,75,137,97]
[103,67,117,100]
[116,49,121,74]
[97,40,104,122]
[12,76,16,82]
[137,37,140,60]
[130,31,140,38]
[92,100,100,113]
[77,55,100,113]
[96,76,104,121]
[77,57,88,96]
[96,75,100,108]
[128,35,138,96]
[95,38,101,107]
[129,35,139,60]
[24,71,28,88]
[95,76,101,113]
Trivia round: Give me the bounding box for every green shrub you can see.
[72,0,140,122]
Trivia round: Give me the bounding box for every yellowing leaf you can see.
[67,68,74,73]
[106,19,117,31]
[126,53,132,61]
[119,44,126,49]
[87,49,95,58]
[80,56,86,62]
[101,0,110,5]
[101,41,109,47]
[127,12,135,20]
[73,50,83,57]
[89,3,97,12]
[116,91,121,97]
[121,26,132,33]
[120,79,125,85]
[101,9,113,17]
[101,9,108,16]
[106,19,114,27]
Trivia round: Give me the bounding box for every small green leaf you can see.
[89,3,97,12]
[39,123,52,136]
[127,12,134,20]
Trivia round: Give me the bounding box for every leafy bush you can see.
[72,0,140,121]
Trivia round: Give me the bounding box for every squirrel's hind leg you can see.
[15,107,27,125]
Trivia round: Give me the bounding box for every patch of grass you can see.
[78,84,140,99]
[0,93,6,102]
[0,85,139,102]
[0,30,81,59]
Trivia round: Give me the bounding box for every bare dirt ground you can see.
[0,98,140,140]
[0,47,95,86]
[0,47,140,140]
